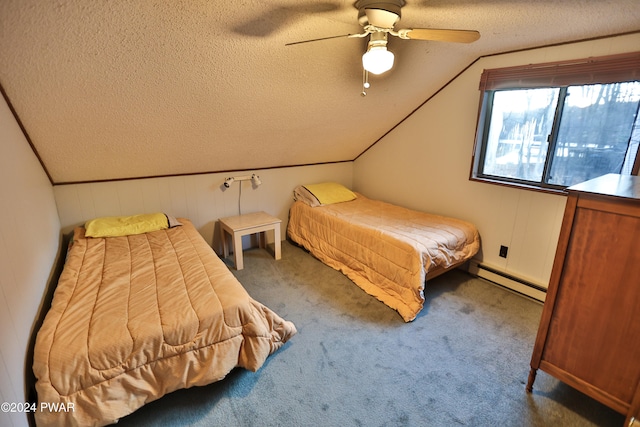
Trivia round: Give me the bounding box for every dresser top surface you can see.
[568,174,640,201]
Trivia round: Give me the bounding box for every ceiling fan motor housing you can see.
[355,0,406,28]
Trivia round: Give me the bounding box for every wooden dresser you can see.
[526,174,640,426]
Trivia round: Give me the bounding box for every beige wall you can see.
[53,163,353,252]
[353,33,640,288]
[0,95,61,426]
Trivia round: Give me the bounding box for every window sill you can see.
[469,176,569,196]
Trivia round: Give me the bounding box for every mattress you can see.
[33,219,296,426]
[287,193,480,322]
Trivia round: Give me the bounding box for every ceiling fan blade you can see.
[398,28,480,43]
[233,3,343,37]
[285,33,365,46]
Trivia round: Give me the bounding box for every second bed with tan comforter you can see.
[287,184,480,322]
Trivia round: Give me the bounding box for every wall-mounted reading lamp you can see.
[222,173,262,215]
[223,173,261,188]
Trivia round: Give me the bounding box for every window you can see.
[471,52,640,191]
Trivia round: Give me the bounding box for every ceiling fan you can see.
[286,0,480,81]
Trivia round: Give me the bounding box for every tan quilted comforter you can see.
[33,219,296,427]
[287,194,480,322]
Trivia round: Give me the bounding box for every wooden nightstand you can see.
[219,211,282,270]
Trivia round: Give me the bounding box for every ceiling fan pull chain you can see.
[361,69,371,96]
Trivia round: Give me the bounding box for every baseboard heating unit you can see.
[468,261,547,303]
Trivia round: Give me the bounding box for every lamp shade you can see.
[362,47,394,75]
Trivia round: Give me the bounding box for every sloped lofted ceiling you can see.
[1,1,639,184]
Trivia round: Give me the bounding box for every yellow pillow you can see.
[303,182,357,205]
[85,213,171,238]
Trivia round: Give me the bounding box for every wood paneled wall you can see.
[53,164,353,253]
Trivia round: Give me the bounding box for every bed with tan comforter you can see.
[287,185,480,322]
[33,218,296,427]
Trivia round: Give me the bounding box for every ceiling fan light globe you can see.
[362,47,394,75]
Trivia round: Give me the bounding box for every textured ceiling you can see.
[1,0,639,184]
